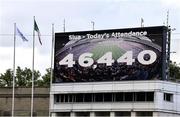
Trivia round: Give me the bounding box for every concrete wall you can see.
[0,87,49,116]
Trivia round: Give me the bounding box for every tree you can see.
[169,61,180,80]
[33,68,51,87]
[0,69,13,87]
[0,66,41,87]
[15,66,41,87]
[40,68,51,87]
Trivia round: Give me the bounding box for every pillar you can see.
[90,112,95,117]
[131,111,136,117]
[70,112,75,117]
[110,112,115,117]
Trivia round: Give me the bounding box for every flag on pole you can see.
[34,19,42,45]
[16,27,28,41]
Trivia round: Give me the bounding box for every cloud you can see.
[161,0,180,8]
[0,46,51,75]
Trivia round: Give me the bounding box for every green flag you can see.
[34,19,42,45]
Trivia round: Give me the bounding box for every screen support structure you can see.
[166,26,171,80]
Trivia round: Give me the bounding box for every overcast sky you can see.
[0,0,180,75]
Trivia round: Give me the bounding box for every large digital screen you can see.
[54,26,168,83]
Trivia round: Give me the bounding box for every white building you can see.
[50,80,180,117]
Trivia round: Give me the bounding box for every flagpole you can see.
[12,23,16,117]
[31,16,35,117]
[49,23,55,117]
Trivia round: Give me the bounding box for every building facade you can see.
[50,80,180,117]
[0,87,49,116]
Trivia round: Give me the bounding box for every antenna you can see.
[166,10,169,27]
[166,10,170,80]
[91,21,95,30]
[163,22,165,26]
[141,18,144,27]
[63,19,65,32]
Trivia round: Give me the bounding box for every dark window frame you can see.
[54,92,154,103]
[164,93,173,102]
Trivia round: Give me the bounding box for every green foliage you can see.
[0,69,13,87]
[169,61,180,80]
[15,66,41,87]
[41,68,51,87]
[35,68,52,87]
[0,66,41,87]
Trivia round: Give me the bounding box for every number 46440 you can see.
[59,50,157,67]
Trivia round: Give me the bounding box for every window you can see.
[76,94,84,102]
[69,94,73,102]
[54,94,60,103]
[135,92,154,102]
[64,94,68,102]
[115,112,131,117]
[84,94,92,102]
[104,93,112,102]
[94,93,103,102]
[75,112,90,117]
[124,92,133,101]
[115,93,124,101]
[54,92,154,103]
[95,112,110,116]
[136,92,145,101]
[146,92,154,101]
[57,112,70,117]
[136,111,152,116]
[60,94,65,102]
[164,93,173,102]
